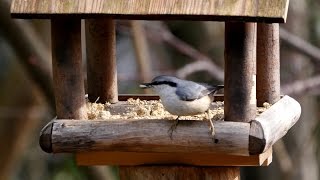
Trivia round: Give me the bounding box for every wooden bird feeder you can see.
[11,0,299,179]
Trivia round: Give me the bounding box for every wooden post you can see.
[51,18,87,119]
[224,22,257,178]
[85,18,118,103]
[225,22,257,123]
[257,23,280,106]
[120,166,240,180]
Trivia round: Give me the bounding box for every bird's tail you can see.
[207,85,224,95]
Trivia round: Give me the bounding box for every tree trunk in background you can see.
[281,0,319,180]
[0,61,46,180]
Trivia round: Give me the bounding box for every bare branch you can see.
[280,27,320,64]
[144,22,224,82]
[0,0,54,107]
[274,140,293,177]
[130,21,153,82]
[281,74,320,95]
[176,60,224,80]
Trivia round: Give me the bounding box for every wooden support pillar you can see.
[51,18,87,119]
[120,166,240,180]
[225,22,257,123]
[85,18,118,103]
[257,23,280,106]
[224,22,257,178]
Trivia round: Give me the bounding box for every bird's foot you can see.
[205,109,215,136]
[168,117,179,139]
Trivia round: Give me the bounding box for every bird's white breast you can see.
[152,84,212,116]
[160,93,212,116]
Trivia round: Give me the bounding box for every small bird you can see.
[140,75,224,138]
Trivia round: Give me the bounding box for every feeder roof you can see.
[11,0,289,23]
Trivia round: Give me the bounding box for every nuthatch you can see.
[140,75,224,137]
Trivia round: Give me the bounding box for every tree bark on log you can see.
[51,18,87,119]
[225,22,257,123]
[249,96,301,154]
[46,120,250,155]
[120,166,240,180]
[257,23,280,106]
[86,18,118,104]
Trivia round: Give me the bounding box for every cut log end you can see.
[249,96,301,155]
[249,120,266,155]
[39,121,53,153]
[249,136,266,155]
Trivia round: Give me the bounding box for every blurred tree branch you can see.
[130,21,152,82]
[0,0,54,107]
[280,27,320,95]
[273,140,293,180]
[144,22,224,82]
[0,1,54,179]
[282,74,320,95]
[280,27,320,64]
[144,22,320,93]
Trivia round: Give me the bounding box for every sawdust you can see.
[257,102,272,115]
[87,98,270,121]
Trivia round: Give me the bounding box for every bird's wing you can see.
[175,83,208,101]
[176,82,223,101]
[199,83,224,94]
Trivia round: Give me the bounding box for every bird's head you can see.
[140,75,178,94]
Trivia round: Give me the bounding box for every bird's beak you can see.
[139,83,152,89]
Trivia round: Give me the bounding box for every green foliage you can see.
[53,158,88,180]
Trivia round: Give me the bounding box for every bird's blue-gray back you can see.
[175,81,215,101]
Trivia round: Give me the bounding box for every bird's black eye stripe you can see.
[150,81,177,87]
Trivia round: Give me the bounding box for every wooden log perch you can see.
[43,119,250,156]
[39,95,300,157]
[38,94,300,168]
[39,121,53,153]
[249,95,301,155]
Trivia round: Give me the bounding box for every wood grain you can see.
[86,18,118,103]
[51,18,87,119]
[50,119,250,155]
[249,95,301,154]
[224,22,257,122]
[223,21,257,178]
[76,148,272,166]
[119,166,240,180]
[257,23,280,106]
[11,0,289,22]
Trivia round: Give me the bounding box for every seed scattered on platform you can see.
[86,99,268,120]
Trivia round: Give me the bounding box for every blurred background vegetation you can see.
[1,0,320,179]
